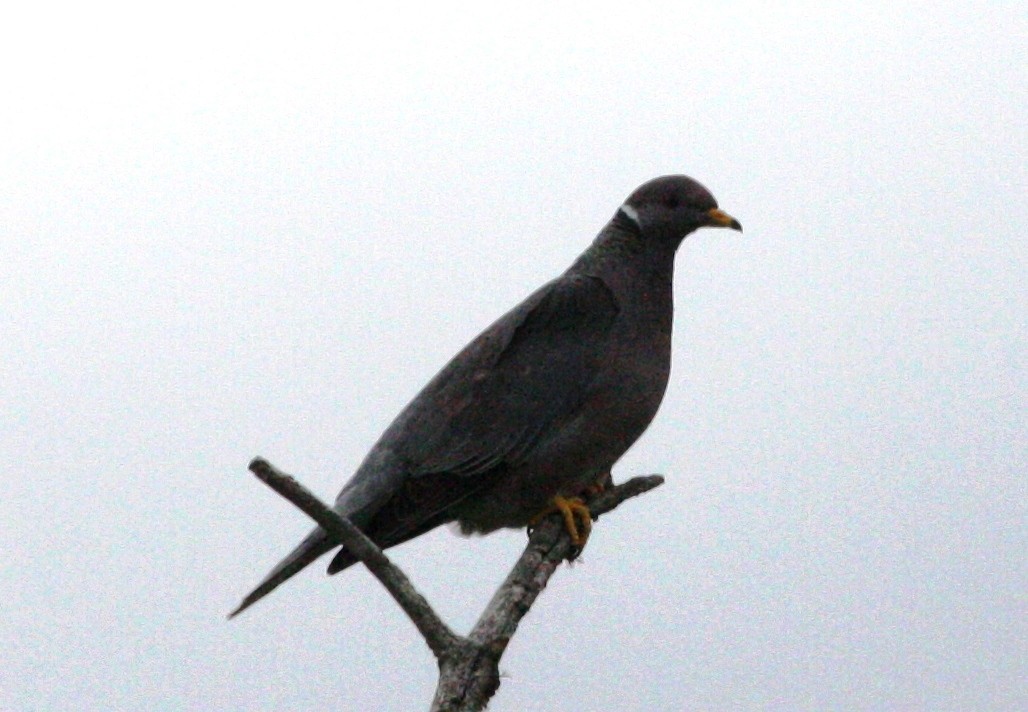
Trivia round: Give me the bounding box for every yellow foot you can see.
[528,495,593,549]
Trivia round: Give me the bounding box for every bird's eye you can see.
[664,197,680,209]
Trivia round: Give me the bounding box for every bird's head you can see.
[615,175,742,243]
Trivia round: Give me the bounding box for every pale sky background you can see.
[2,2,1025,710]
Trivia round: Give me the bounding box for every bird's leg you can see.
[528,495,593,549]
[556,495,593,548]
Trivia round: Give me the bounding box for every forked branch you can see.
[246,457,663,711]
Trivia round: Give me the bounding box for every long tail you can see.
[228,526,337,618]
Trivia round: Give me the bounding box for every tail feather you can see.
[229,526,336,618]
[326,547,358,575]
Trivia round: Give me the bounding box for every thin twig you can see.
[248,457,461,658]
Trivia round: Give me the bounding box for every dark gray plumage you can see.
[230,175,741,617]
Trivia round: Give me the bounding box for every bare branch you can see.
[430,474,665,710]
[474,473,664,647]
[248,457,461,658]
[244,458,663,711]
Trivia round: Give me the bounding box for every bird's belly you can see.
[454,360,669,533]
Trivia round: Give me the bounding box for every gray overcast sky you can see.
[2,2,1025,710]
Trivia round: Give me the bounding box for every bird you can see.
[230,175,741,617]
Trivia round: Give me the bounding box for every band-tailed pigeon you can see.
[230,175,741,617]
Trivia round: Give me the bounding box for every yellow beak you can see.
[706,208,743,232]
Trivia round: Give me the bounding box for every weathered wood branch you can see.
[248,457,460,659]
[247,457,663,711]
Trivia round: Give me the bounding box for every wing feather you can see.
[327,273,619,572]
[408,273,619,477]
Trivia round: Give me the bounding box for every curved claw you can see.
[528,495,593,549]
[555,495,592,548]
